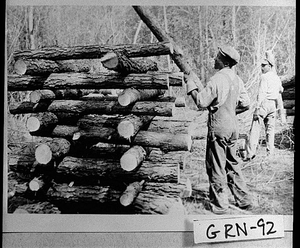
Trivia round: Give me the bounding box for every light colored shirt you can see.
[187,68,250,110]
[257,70,283,108]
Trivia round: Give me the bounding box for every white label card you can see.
[193,215,284,244]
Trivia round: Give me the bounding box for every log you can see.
[286,108,295,116]
[133,182,186,214]
[132,6,203,88]
[120,145,147,171]
[9,101,50,114]
[26,112,58,133]
[55,154,179,184]
[53,112,82,125]
[35,138,71,164]
[30,89,56,103]
[13,202,61,214]
[28,177,45,192]
[282,88,295,100]
[46,182,185,214]
[7,74,47,91]
[54,89,84,99]
[48,100,174,116]
[13,58,90,75]
[47,183,121,203]
[14,41,173,60]
[120,180,145,206]
[43,72,173,90]
[118,88,164,106]
[281,74,295,89]
[283,99,295,109]
[50,125,80,140]
[147,118,207,140]
[117,115,154,139]
[8,154,35,173]
[72,127,123,144]
[100,51,158,74]
[88,142,131,158]
[77,114,123,130]
[133,131,192,152]
[7,72,183,91]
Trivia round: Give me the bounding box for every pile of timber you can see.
[8,41,196,214]
[281,74,295,116]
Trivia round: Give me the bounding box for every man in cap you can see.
[245,53,284,161]
[184,45,253,214]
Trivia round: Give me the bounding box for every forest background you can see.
[5,4,295,215]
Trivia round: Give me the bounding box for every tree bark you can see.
[8,72,183,91]
[53,112,82,125]
[13,41,173,60]
[87,142,131,158]
[120,145,147,171]
[50,125,80,140]
[30,89,56,103]
[117,115,154,139]
[54,156,178,184]
[9,101,50,114]
[100,51,158,74]
[26,112,58,133]
[48,100,174,116]
[282,88,295,100]
[77,114,123,130]
[54,89,84,99]
[281,75,295,89]
[133,182,186,214]
[13,59,90,75]
[118,88,164,106]
[283,99,295,109]
[7,74,48,91]
[35,138,71,164]
[43,72,177,90]
[133,131,192,152]
[8,154,36,173]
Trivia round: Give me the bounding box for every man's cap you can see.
[218,46,240,64]
[261,59,270,65]
[265,50,275,66]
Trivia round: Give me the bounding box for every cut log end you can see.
[35,143,52,164]
[26,116,41,132]
[28,177,44,192]
[14,59,27,75]
[120,153,138,172]
[118,93,131,106]
[117,120,135,139]
[29,91,42,103]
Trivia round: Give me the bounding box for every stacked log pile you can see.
[8,41,195,214]
[281,74,295,116]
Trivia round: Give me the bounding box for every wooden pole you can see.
[132,6,203,88]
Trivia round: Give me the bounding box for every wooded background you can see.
[7,5,295,85]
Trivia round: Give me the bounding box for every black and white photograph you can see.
[3,0,295,246]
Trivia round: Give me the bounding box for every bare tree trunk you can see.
[28,6,35,50]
